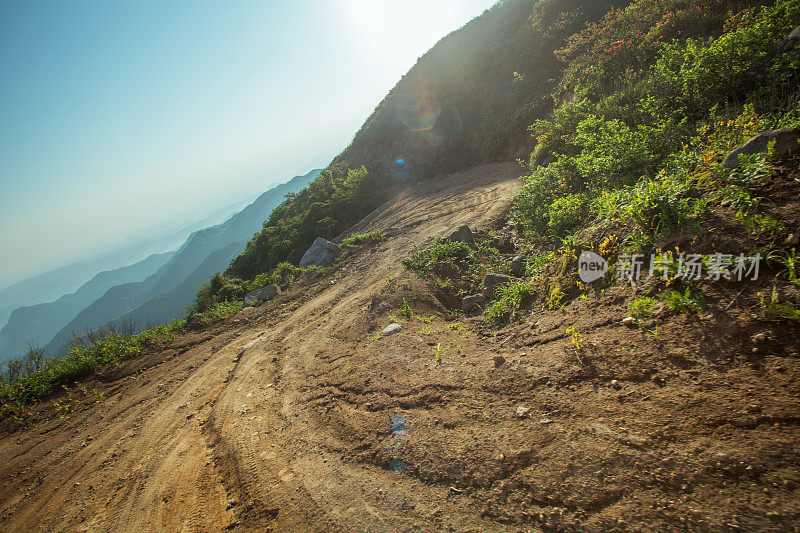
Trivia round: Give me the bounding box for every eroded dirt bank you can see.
[1,161,799,532]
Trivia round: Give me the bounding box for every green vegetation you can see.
[399,298,414,320]
[513,0,800,250]
[629,287,705,325]
[629,296,657,325]
[226,165,382,281]
[342,231,384,247]
[402,238,475,278]
[768,248,799,284]
[659,287,706,313]
[484,280,536,325]
[0,298,243,422]
[192,273,249,314]
[759,286,800,322]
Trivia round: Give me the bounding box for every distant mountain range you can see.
[0,201,248,330]
[0,169,321,363]
[0,252,174,359]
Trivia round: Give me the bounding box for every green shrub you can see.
[484,280,536,325]
[574,113,658,189]
[759,286,800,322]
[192,273,248,314]
[191,300,243,325]
[402,238,475,275]
[659,288,705,313]
[547,193,590,238]
[627,176,700,236]
[629,296,657,324]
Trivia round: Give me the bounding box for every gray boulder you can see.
[447,225,474,244]
[244,284,279,306]
[775,25,800,56]
[510,256,526,277]
[722,128,800,168]
[299,237,339,268]
[461,294,486,313]
[483,273,513,299]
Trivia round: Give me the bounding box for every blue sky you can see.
[0,0,495,287]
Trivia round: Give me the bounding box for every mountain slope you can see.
[222,0,625,281]
[3,160,798,531]
[2,1,800,531]
[108,241,246,330]
[42,169,320,355]
[0,252,174,363]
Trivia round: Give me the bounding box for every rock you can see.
[775,25,800,56]
[515,405,530,418]
[497,236,515,254]
[622,316,636,327]
[751,331,774,344]
[299,237,339,268]
[446,225,474,244]
[651,302,666,317]
[510,256,525,277]
[483,273,512,299]
[243,284,280,307]
[786,234,799,246]
[493,355,506,368]
[461,294,486,312]
[721,128,800,168]
[381,323,402,336]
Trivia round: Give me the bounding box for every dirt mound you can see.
[1,161,799,532]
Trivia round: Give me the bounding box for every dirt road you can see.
[0,163,527,532]
[2,160,799,532]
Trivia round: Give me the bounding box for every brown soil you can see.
[1,161,799,532]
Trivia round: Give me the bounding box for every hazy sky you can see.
[0,0,495,288]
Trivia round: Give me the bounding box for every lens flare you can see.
[396,87,440,132]
[391,415,407,439]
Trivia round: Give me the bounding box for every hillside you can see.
[0,252,174,364]
[42,169,320,356]
[221,0,627,282]
[1,0,800,531]
[1,161,798,531]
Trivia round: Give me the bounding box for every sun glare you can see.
[343,0,460,58]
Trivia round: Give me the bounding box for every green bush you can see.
[402,238,475,275]
[629,296,657,325]
[192,273,248,314]
[659,288,705,313]
[484,280,536,325]
[547,193,590,238]
[574,114,658,189]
